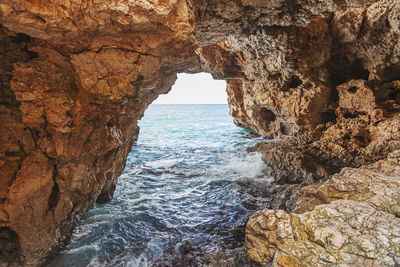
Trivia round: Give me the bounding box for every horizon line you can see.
[151,103,228,105]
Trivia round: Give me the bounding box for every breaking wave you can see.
[47,104,274,267]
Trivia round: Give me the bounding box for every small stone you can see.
[390,204,400,217]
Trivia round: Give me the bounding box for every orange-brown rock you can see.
[0,0,399,265]
[0,3,201,263]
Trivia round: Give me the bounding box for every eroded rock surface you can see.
[0,0,399,265]
[246,154,400,266]
[225,0,400,141]
[0,2,200,264]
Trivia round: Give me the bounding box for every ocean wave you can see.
[215,152,273,181]
[48,104,273,266]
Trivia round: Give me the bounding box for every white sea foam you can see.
[49,105,274,266]
[122,237,166,267]
[217,152,273,181]
[87,256,101,267]
[145,158,183,169]
[66,244,100,254]
[124,254,149,267]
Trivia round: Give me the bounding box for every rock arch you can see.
[0,0,399,265]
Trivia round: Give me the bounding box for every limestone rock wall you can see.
[0,1,199,264]
[0,0,399,265]
[222,0,400,142]
[246,152,400,266]
[0,27,177,265]
[240,2,400,264]
[239,0,400,197]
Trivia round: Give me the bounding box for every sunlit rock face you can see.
[246,152,400,266]
[0,1,199,264]
[0,0,399,265]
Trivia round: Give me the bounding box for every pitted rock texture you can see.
[0,1,201,264]
[224,0,400,141]
[0,0,399,265]
[246,155,400,266]
[252,77,400,185]
[0,27,162,266]
[294,150,400,215]
[247,200,400,266]
[0,0,246,264]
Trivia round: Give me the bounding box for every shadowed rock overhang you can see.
[0,0,399,265]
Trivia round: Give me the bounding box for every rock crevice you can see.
[246,153,400,266]
[0,0,399,265]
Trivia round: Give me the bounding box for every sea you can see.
[47,104,274,267]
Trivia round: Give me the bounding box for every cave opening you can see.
[153,72,227,104]
[2,0,400,265]
[48,72,272,266]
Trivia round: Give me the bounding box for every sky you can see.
[153,73,227,104]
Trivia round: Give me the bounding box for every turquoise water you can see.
[48,104,273,266]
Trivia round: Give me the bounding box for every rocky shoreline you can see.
[0,0,399,265]
[247,151,400,266]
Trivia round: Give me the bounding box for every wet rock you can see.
[250,142,333,184]
[267,184,303,213]
[203,247,269,267]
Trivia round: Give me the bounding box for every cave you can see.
[47,73,265,266]
[1,0,400,266]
